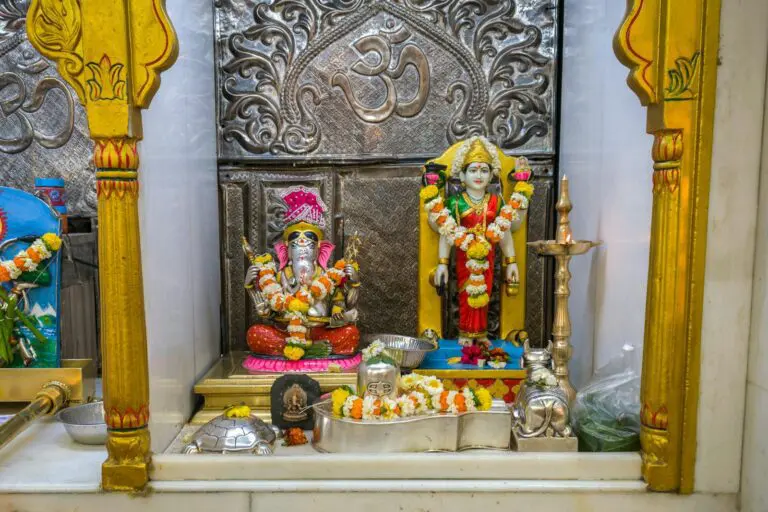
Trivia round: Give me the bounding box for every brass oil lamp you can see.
[528,176,599,404]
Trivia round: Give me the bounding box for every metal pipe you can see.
[0,381,70,451]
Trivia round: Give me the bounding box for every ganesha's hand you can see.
[254,292,271,316]
[505,262,519,284]
[245,265,260,288]
[344,263,359,283]
[343,308,358,323]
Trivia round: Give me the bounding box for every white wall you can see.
[740,12,768,509]
[139,0,220,452]
[696,0,768,494]
[560,0,652,387]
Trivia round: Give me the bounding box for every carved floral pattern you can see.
[93,138,139,169]
[26,0,85,102]
[106,404,150,429]
[665,52,700,100]
[217,0,555,156]
[86,54,126,101]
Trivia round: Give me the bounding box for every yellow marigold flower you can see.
[224,405,251,418]
[513,181,535,200]
[41,233,62,251]
[420,184,439,202]
[466,240,490,259]
[331,387,351,417]
[468,293,490,309]
[284,346,305,360]
[287,297,310,314]
[475,387,492,411]
[255,253,273,264]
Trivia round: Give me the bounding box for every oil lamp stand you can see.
[528,176,599,404]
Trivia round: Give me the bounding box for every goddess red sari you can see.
[446,192,502,338]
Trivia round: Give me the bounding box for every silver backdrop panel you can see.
[215,0,558,160]
[0,1,95,217]
[215,0,561,349]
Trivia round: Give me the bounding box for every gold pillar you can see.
[26,0,178,492]
[95,139,152,490]
[615,0,721,492]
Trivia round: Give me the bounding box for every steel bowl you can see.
[57,401,107,445]
[363,334,437,369]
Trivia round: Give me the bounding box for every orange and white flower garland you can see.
[0,233,62,284]
[420,183,532,309]
[330,373,493,421]
[248,253,347,360]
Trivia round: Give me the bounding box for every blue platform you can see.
[419,339,524,370]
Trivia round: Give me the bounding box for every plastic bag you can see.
[572,344,641,452]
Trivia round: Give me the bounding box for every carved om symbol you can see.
[332,26,430,123]
[0,73,75,154]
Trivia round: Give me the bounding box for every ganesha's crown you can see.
[280,186,327,240]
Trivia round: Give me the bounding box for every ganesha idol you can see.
[242,186,362,372]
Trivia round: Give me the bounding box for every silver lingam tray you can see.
[312,399,512,453]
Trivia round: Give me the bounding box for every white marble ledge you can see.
[0,417,104,493]
[153,451,642,482]
[153,426,641,482]
[151,479,646,493]
[0,417,642,494]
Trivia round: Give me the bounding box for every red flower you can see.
[461,345,483,364]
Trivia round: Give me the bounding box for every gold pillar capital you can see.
[26,0,179,493]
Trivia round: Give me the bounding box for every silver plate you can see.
[312,399,512,453]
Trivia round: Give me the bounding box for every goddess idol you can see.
[242,186,362,371]
[420,136,533,347]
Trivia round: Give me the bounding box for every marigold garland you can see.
[248,252,349,359]
[422,180,533,309]
[331,374,492,421]
[0,233,62,283]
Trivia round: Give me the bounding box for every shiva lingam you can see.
[528,176,599,404]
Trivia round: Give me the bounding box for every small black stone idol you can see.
[270,374,321,430]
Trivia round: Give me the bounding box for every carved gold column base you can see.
[102,428,151,492]
[640,425,675,491]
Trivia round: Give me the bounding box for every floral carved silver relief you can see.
[0,0,96,217]
[215,0,557,160]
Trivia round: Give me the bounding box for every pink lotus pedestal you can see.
[242,353,362,373]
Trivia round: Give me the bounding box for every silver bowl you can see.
[57,401,107,445]
[363,334,437,369]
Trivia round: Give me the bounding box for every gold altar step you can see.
[191,352,356,424]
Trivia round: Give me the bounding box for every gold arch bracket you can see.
[614,0,721,493]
